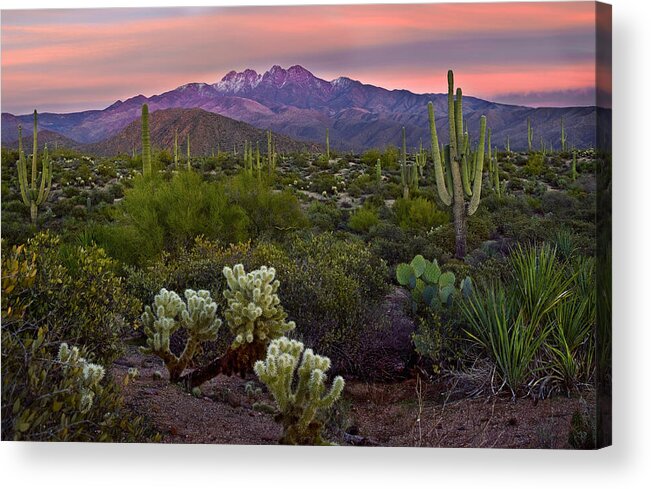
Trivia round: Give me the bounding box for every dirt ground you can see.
[112,347,594,448]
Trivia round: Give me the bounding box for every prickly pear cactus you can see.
[140,288,221,381]
[396,255,472,311]
[254,337,345,445]
[57,343,106,414]
[222,265,295,348]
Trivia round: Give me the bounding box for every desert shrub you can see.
[251,233,389,375]
[307,201,342,232]
[525,153,545,176]
[96,172,250,265]
[394,197,449,232]
[361,149,382,167]
[226,174,308,240]
[541,190,578,218]
[347,173,375,197]
[1,242,156,442]
[348,206,379,233]
[12,233,140,364]
[368,223,445,266]
[310,173,339,194]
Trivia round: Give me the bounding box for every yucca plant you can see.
[509,243,574,330]
[553,228,578,262]
[461,281,550,398]
[547,295,593,390]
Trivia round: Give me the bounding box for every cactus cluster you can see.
[139,288,222,381]
[16,110,52,224]
[57,343,106,414]
[254,337,344,445]
[428,70,487,258]
[222,264,296,348]
[396,254,472,312]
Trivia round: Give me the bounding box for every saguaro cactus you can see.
[325,127,330,161]
[16,111,52,224]
[186,133,191,170]
[376,158,382,183]
[428,70,487,258]
[572,149,578,181]
[173,129,179,168]
[493,146,501,198]
[254,337,344,445]
[527,117,533,153]
[141,104,152,176]
[561,117,567,152]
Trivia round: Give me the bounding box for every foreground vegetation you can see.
[1,72,607,447]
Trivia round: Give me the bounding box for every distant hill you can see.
[3,129,83,152]
[83,107,320,156]
[2,65,610,151]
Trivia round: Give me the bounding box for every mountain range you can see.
[2,64,608,153]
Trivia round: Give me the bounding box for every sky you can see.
[1,2,610,114]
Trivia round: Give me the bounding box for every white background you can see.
[1,0,649,487]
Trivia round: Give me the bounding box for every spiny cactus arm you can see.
[325,127,330,160]
[186,134,191,170]
[447,71,458,161]
[178,289,222,364]
[141,104,151,176]
[454,89,464,161]
[468,116,487,215]
[58,343,106,414]
[460,132,472,196]
[223,265,295,348]
[36,144,51,205]
[487,128,492,169]
[31,110,38,188]
[428,102,452,206]
[16,126,30,206]
[139,289,186,369]
[443,145,453,192]
[174,129,179,167]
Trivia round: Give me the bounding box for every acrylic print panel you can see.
[0,1,611,448]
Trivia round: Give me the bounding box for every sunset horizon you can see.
[2,2,609,114]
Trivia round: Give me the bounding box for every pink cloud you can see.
[1,2,603,113]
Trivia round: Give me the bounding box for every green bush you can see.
[1,241,156,442]
[251,233,389,375]
[10,233,141,365]
[307,201,342,232]
[348,206,379,233]
[525,153,545,176]
[226,174,308,240]
[394,197,449,232]
[96,172,250,265]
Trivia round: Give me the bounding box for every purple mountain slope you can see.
[2,65,608,151]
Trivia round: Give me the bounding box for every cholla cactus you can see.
[222,265,295,348]
[58,343,105,414]
[254,337,345,445]
[140,288,221,381]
